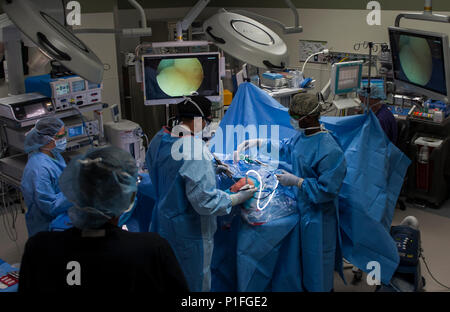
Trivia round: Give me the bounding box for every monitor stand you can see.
[333,94,362,110]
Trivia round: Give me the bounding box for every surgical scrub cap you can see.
[59,146,139,229]
[178,96,212,119]
[358,82,387,100]
[289,93,322,118]
[24,117,64,153]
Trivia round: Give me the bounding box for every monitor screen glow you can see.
[337,66,361,91]
[55,83,70,96]
[143,53,220,105]
[71,80,86,92]
[390,28,448,96]
[68,125,84,137]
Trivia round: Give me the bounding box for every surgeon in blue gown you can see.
[21,117,73,237]
[275,93,347,292]
[146,96,257,292]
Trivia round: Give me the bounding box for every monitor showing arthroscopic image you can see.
[389,27,450,101]
[142,52,221,105]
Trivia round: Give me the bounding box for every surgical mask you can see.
[192,119,212,140]
[200,122,213,140]
[290,117,301,131]
[290,117,323,133]
[53,137,67,153]
[299,124,326,135]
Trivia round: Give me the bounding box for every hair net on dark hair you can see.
[289,93,322,118]
[177,96,212,119]
[59,146,138,229]
[24,117,64,153]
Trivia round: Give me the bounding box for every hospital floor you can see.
[1,199,450,292]
[334,198,450,292]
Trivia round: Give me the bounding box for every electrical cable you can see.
[143,134,149,149]
[245,170,279,211]
[1,182,18,242]
[71,105,94,147]
[420,253,450,290]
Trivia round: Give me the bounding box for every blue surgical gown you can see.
[146,128,232,292]
[284,130,347,292]
[21,152,73,237]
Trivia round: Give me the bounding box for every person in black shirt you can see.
[19,146,189,293]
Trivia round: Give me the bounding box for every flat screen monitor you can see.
[142,52,221,105]
[71,79,86,93]
[54,82,70,96]
[68,125,84,138]
[389,27,450,102]
[331,61,363,95]
[361,77,386,98]
[25,103,47,119]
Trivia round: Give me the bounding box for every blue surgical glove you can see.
[275,170,304,188]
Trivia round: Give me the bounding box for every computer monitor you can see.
[361,77,386,99]
[53,80,70,97]
[69,78,87,93]
[388,27,450,102]
[330,61,363,96]
[142,52,221,105]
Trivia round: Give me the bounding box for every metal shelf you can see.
[0,102,107,129]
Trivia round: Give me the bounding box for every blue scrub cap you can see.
[59,146,139,229]
[358,82,387,100]
[24,117,64,153]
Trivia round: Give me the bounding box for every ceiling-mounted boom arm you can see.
[176,0,210,41]
[74,0,152,37]
[395,0,450,27]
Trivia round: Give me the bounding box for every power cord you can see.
[420,252,450,291]
[70,105,94,147]
[1,182,18,242]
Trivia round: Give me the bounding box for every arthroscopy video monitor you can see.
[389,27,450,101]
[142,52,221,105]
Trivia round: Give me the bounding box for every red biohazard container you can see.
[414,137,443,192]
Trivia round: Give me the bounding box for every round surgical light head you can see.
[3,0,104,83]
[203,10,289,70]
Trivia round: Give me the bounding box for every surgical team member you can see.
[358,82,398,144]
[19,147,188,292]
[21,117,73,237]
[146,96,257,292]
[275,93,347,292]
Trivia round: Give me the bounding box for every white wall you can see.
[73,12,120,123]
[117,7,450,93]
